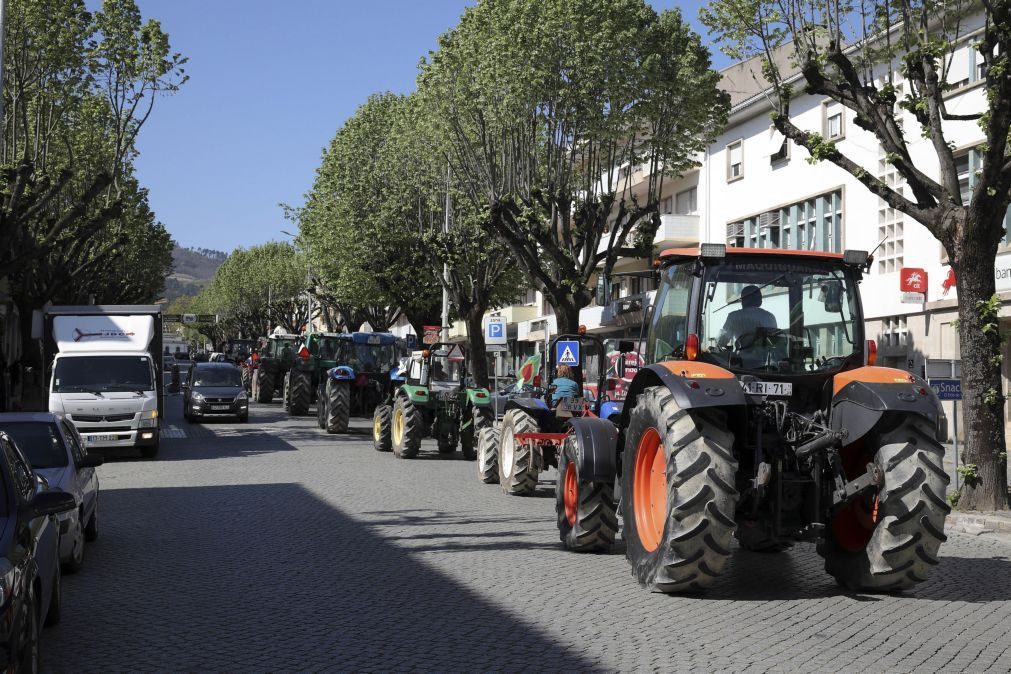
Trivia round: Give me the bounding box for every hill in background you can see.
[164,245,227,302]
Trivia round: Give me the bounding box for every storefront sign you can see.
[900,267,928,293]
[928,378,962,401]
[422,325,442,345]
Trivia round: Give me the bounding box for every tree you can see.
[701,1,1010,510]
[298,93,442,336]
[417,0,729,333]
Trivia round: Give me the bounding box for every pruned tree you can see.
[701,0,1009,510]
[417,0,729,333]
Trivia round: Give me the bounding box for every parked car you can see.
[0,431,76,672]
[183,363,248,422]
[0,414,102,572]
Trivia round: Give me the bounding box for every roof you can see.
[0,412,61,423]
[349,332,398,345]
[659,246,846,261]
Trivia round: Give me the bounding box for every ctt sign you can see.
[900,267,928,293]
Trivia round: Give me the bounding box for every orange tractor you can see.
[557,244,950,593]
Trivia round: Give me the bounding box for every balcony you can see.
[654,214,700,248]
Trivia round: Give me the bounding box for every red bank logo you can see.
[900,267,928,293]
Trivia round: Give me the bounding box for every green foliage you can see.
[957,463,980,487]
[946,489,961,509]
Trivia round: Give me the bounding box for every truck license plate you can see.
[211,405,231,411]
[88,435,116,443]
[742,381,793,397]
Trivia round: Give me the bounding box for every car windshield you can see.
[698,259,861,374]
[0,422,68,469]
[54,355,154,393]
[314,337,342,360]
[191,368,242,387]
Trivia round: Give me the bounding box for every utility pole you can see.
[0,0,6,134]
[441,163,451,341]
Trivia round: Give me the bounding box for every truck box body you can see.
[43,306,163,453]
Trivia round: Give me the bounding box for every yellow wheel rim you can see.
[393,407,404,445]
[373,414,382,441]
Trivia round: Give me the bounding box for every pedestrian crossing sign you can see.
[556,340,579,366]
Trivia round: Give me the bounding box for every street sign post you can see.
[405,333,417,350]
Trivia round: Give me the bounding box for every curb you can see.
[945,511,1011,536]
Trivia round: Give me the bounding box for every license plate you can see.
[87,434,116,443]
[368,335,381,345]
[742,381,793,397]
[211,405,231,410]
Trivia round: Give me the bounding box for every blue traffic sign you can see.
[487,322,504,339]
[556,340,580,366]
[406,334,417,349]
[928,378,962,401]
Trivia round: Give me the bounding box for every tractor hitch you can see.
[831,462,883,509]
[794,429,848,460]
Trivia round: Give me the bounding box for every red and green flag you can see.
[517,353,542,386]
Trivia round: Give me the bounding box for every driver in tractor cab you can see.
[550,364,580,407]
[717,285,777,365]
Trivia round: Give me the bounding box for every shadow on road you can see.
[45,483,602,672]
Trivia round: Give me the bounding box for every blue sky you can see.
[125,1,728,252]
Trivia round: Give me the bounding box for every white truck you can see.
[43,306,163,458]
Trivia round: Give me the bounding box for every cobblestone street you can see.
[42,397,1011,673]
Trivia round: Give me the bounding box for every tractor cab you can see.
[405,343,467,392]
[337,332,401,376]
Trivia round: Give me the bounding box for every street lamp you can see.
[281,230,313,333]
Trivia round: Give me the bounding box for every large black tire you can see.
[392,395,423,459]
[255,368,274,403]
[326,379,350,434]
[556,434,618,552]
[19,586,39,672]
[316,382,327,429]
[819,415,950,592]
[477,424,499,483]
[63,516,84,574]
[84,498,99,542]
[45,564,62,627]
[373,404,393,452]
[622,386,739,593]
[288,369,312,417]
[241,366,252,393]
[283,372,291,411]
[498,409,540,495]
[459,407,489,461]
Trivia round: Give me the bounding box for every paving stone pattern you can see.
[42,396,1011,673]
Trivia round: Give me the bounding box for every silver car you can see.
[0,413,102,572]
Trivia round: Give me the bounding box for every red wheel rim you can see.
[633,427,666,552]
[563,462,578,526]
[831,494,880,552]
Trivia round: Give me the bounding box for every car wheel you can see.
[63,517,85,574]
[44,562,62,627]
[85,499,99,542]
[19,585,40,672]
[238,412,249,423]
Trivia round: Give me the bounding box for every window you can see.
[727,140,743,181]
[881,317,908,347]
[726,190,843,254]
[824,101,844,140]
[955,147,1011,244]
[0,422,68,469]
[646,264,693,363]
[877,152,905,273]
[661,197,673,215]
[62,421,86,464]
[769,127,789,164]
[3,438,35,503]
[675,187,697,215]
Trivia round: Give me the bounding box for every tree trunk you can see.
[953,234,1010,511]
[465,309,490,389]
[552,296,584,336]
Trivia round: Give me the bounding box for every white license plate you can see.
[87,434,116,443]
[211,405,231,410]
[743,381,793,397]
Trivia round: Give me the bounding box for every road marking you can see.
[161,427,187,439]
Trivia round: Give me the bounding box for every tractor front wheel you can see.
[282,372,292,411]
[459,407,488,461]
[556,435,617,552]
[255,368,274,403]
[373,404,393,452]
[621,386,738,593]
[498,409,540,495]
[241,366,252,393]
[288,369,311,416]
[477,424,499,484]
[326,379,350,434]
[315,382,326,429]
[818,415,950,592]
[392,395,423,459]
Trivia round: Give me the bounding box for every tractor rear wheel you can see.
[288,369,311,416]
[392,395,423,459]
[622,386,738,593]
[241,366,252,393]
[459,407,487,461]
[326,379,350,434]
[373,404,393,452]
[255,368,274,403]
[498,409,540,495]
[283,372,292,411]
[556,434,617,552]
[819,415,950,592]
[477,424,499,484]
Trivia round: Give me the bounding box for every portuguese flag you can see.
[518,353,542,386]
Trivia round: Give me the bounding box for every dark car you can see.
[0,414,103,572]
[0,431,77,671]
[183,363,249,423]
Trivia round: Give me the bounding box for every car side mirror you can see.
[24,490,76,519]
[78,455,104,469]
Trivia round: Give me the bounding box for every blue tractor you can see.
[315,332,404,434]
[493,333,628,496]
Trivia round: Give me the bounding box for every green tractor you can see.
[373,343,493,459]
[314,331,403,434]
[252,332,299,403]
[283,332,344,417]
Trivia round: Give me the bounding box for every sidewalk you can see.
[940,442,1011,538]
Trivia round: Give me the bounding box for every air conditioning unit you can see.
[726,222,744,246]
[758,211,780,230]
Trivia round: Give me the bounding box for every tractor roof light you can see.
[844,249,869,266]
[578,325,587,335]
[866,339,877,366]
[700,243,727,260]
